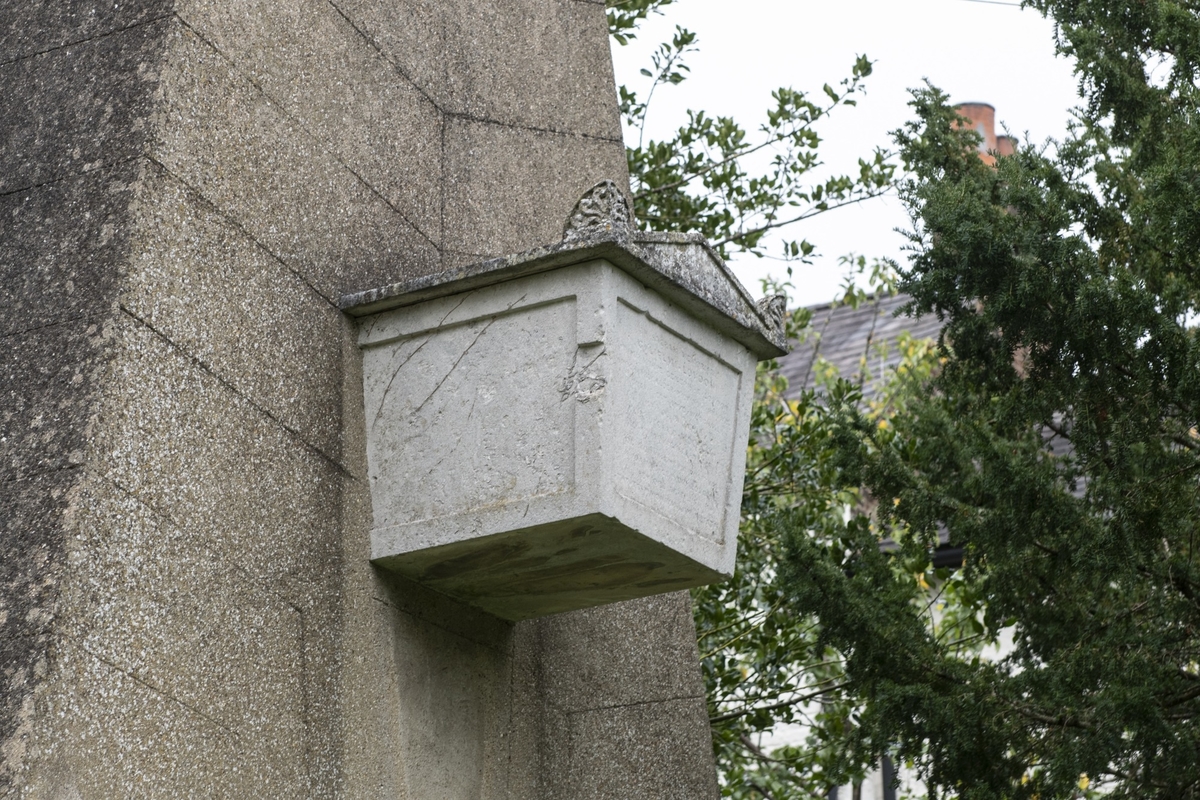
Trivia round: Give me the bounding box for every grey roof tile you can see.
[780,293,943,399]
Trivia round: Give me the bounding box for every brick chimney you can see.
[954,102,1014,164]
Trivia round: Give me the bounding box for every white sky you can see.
[609,0,1082,307]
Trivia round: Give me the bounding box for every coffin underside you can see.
[371,513,725,620]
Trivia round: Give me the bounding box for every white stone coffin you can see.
[341,186,787,620]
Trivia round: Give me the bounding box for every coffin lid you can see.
[340,228,788,360]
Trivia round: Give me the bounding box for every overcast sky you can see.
[609,0,1082,307]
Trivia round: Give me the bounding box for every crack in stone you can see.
[65,633,235,735]
[0,312,108,342]
[443,109,624,145]
[0,464,84,488]
[0,13,174,69]
[408,292,529,418]
[0,153,144,201]
[562,693,708,716]
[370,294,469,431]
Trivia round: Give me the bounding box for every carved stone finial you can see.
[756,294,788,332]
[563,180,633,241]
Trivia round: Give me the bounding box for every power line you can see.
[959,0,1023,7]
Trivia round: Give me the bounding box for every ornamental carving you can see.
[756,294,788,333]
[563,180,633,241]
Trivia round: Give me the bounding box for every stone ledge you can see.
[340,230,788,360]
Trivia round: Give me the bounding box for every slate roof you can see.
[779,293,943,398]
[778,292,1078,464]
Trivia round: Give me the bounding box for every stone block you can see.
[567,696,719,800]
[0,0,172,63]
[333,0,622,139]
[90,314,343,587]
[345,219,785,620]
[122,162,347,461]
[22,639,306,799]
[335,590,411,799]
[374,569,513,651]
[385,603,514,799]
[0,159,140,337]
[177,0,443,242]
[358,580,518,798]
[0,469,76,793]
[441,113,628,256]
[441,0,622,139]
[502,620,547,799]
[56,476,306,762]
[0,470,74,641]
[539,593,706,711]
[0,17,166,194]
[326,0,442,108]
[149,21,439,302]
[0,319,110,483]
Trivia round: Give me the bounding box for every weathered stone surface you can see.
[442,115,628,255]
[0,471,73,642]
[355,259,758,618]
[336,566,523,796]
[177,0,444,242]
[335,580,413,798]
[0,17,166,194]
[57,476,307,761]
[18,639,305,799]
[439,0,622,139]
[568,696,719,799]
[0,469,75,793]
[502,620,547,799]
[0,0,173,63]
[2,0,725,795]
[148,20,439,302]
[332,0,621,139]
[384,593,513,798]
[374,568,514,650]
[636,233,791,352]
[0,320,110,483]
[325,0,442,105]
[90,315,342,587]
[0,59,148,787]
[342,230,788,357]
[122,163,347,461]
[539,593,707,711]
[0,160,141,337]
[535,596,716,800]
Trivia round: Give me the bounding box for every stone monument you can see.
[1,2,743,797]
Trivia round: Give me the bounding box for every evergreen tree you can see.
[783,3,1200,797]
